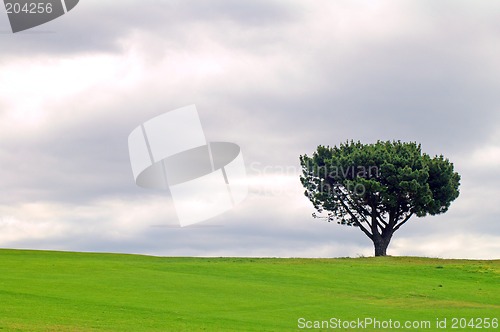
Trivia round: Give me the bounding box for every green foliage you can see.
[300,140,461,255]
[0,250,498,331]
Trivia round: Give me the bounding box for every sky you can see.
[1,0,499,259]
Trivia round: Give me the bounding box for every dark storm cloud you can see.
[154,1,500,171]
[202,22,500,166]
[3,194,373,258]
[0,95,172,204]
[0,0,300,55]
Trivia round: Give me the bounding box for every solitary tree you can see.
[300,140,460,256]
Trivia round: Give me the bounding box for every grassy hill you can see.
[0,249,498,331]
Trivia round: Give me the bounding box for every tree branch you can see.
[337,198,373,240]
[375,212,388,228]
[393,213,414,232]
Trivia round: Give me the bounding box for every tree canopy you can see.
[300,140,461,256]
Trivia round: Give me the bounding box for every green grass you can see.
[0,250,498,331]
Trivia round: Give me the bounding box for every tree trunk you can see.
[373,237,390,256]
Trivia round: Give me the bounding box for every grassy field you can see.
[0,249,498,331]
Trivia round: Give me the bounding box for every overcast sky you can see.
[1,0,499,259]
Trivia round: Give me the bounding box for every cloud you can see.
[0,0,499,258]
[0,0,301,55]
